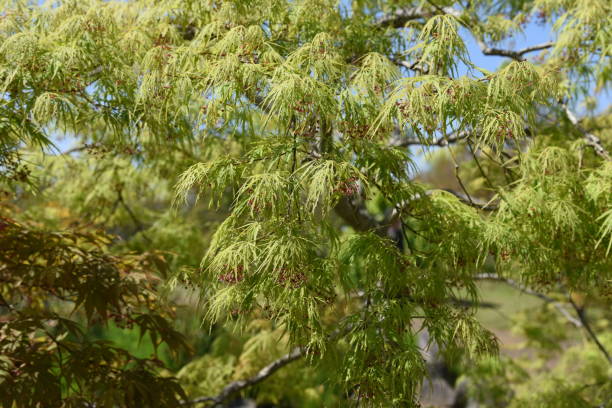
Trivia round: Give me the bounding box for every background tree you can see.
[0,0,610,407]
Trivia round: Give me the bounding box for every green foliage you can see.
[1,0,611,406]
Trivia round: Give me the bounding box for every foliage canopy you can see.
[0,0,611,406]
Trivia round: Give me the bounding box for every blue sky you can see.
[463,22,610,113]
[462,23,551,72]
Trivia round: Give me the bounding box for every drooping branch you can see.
[473,278,612,366]
[335,185,497,246]
[459,40,608,161]
[418,1,553,63]
[445,143,479,209]
[474,274,582,328]
[568,297,612,366]
[376,6,432,28]
[386,189,499,230]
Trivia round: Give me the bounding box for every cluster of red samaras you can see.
[334,177,360,196]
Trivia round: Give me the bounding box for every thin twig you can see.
[391,129,470,148]
[478,41,554,61]
[467,141,496,191]
[0,293,14,311]
[446,144,475,206]
[474,274,582,328]
[391,58,429,74]
[435,188,498,211]
[376,5,460,28]
[478,146,518,180]
[568,297,612,366]
[564,106,611,161]
[61,145,89,155]
[117,190,152,243]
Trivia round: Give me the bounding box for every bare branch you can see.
[376,6,461,28]
[568,297,612,366]
[376,6,431,28]
[478,41,554,61]
[564,106,611,161]
[518,42,556,55]
[183,347,305,406]
[391,129,471,148]
[474,274,583,328]
[391,58,429,74]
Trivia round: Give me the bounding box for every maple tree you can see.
[1,0,611,406]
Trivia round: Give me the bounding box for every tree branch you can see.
[478,41,554,61]
[376,5,461,28]
[387,189,498,229]
[0,292,14,311]
[391,129,471,148]
[434,188,498,211]
[568,297,612,366]
[376,6,431,28]
[391,58,429,74]
[386,7,603,163]
[563,106,611,161]
[184,326,352,406]
[334,196,385,233]
[183,346,305,406]
[474,274,583,328]
[61,145,89,155]
[117,190,152,243]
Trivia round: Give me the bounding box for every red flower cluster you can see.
[218,265,245,284]
[292,100,312,113]
[395,100,411,118]
[334,177,359,196]
[247,198,265,214]
[496,125,515,139]
[341,122,370,139]
[276,267,307,289]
